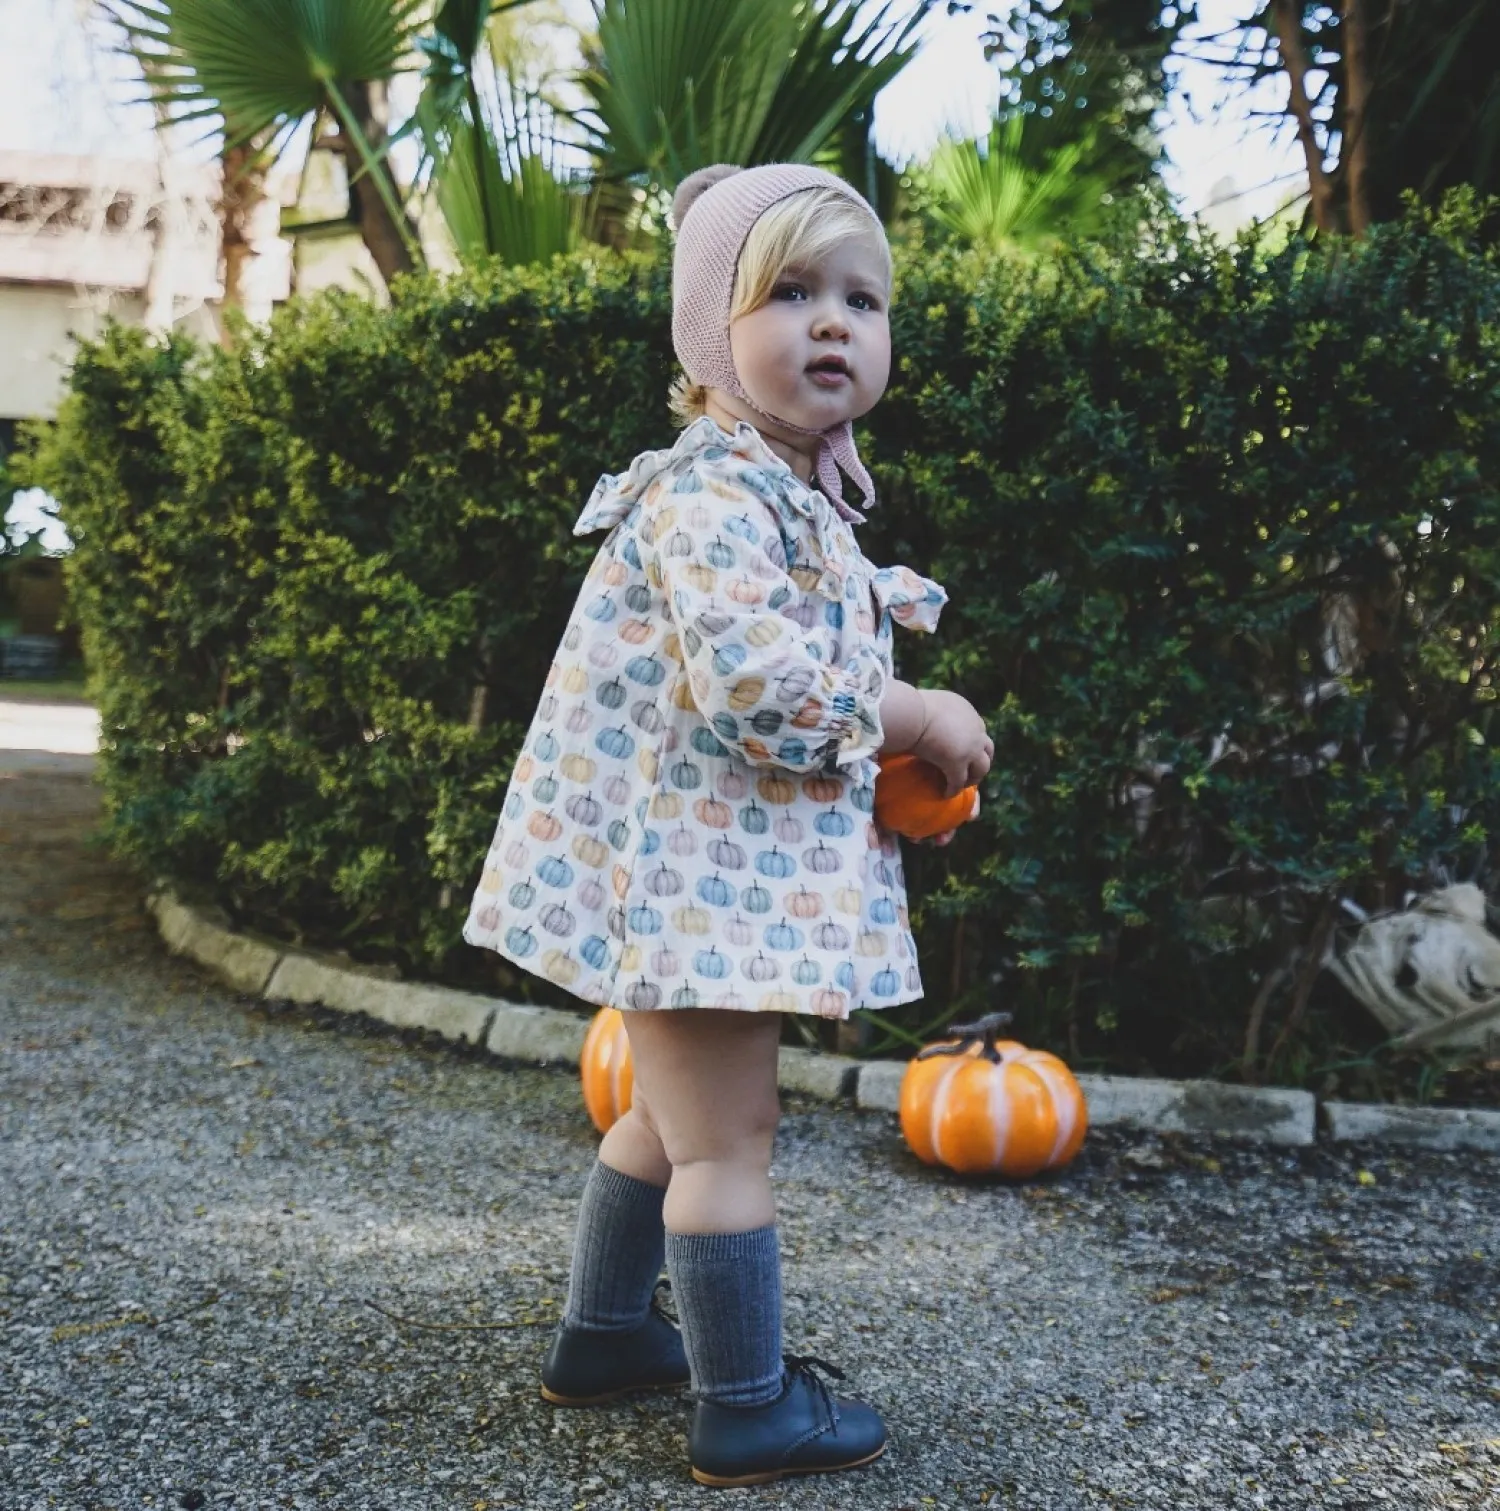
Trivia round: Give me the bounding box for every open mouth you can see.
[806,354,851,381]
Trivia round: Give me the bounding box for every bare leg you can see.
[621,1009,783,1233]
[598,1092,672,1189]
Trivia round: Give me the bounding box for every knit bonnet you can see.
[671,162,884,521]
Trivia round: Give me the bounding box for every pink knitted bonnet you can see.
[671,162,886,520]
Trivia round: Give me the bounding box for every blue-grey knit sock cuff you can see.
[665,1225,779,1264]
[594,1160,668,1216]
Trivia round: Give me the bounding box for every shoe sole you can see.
[540,1380,689,1408]
[690,1441,887,1488]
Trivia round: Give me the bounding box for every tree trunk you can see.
[1272,0,1339,233]
[340,78,421,288]
[217,139,266,343]
[1341,0,1373,235]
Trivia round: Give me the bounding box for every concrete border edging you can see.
[149,891,282,998]
[148,889,1496,1154]
[1073,1074,1317,1147]
[1324,1100,1500,1155]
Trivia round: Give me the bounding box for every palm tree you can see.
[111,0,942,285]
[108,0,430,286]
[417,0,941,264]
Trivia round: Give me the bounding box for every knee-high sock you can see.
[664,1226,784,1407]
[563,1161,667,1332]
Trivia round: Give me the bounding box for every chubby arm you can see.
[877,678,928,755]
[638,470,886,773]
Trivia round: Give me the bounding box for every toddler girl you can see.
[463,162,992,1487]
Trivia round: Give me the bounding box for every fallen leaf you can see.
[1149,1284,1204,1304]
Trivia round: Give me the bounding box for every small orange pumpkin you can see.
[874,752,980,841]
[900,1013,1088,1178]
[581,1006,635,1134]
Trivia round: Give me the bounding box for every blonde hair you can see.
[670,186,892,427]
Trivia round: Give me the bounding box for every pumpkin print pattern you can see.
[463,417,949,1020]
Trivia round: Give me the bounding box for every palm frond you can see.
[436,116,585,263]
[923,111,1118,253]
[107,0,427,143]
[426,55,586,264]
[578,0,796,188]
[749,0,933,166]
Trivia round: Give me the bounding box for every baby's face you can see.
[729,233,891,433]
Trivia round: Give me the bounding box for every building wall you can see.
[0,150,286,424]
[0,285,140,421]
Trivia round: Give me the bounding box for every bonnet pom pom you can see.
[672,164,741,231]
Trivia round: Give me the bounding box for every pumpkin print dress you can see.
[462,416,949,1020]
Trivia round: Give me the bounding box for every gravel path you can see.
[2,740,1497,1510]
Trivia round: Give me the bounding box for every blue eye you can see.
[848,291,880,312]
[772,283,807,302]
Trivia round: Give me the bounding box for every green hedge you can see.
[23,193,1500,1094]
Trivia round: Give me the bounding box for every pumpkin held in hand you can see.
[874,752,980,841]
[581,1006,634,1134]
[900,1013,1088,1177]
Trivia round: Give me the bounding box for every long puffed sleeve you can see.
[636,463,886,773]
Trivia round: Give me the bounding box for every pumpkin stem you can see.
[915,1011,1014,1063]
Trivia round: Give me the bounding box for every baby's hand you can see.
[915,690,993,798]
[925,789,981,847]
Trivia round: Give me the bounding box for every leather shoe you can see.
[688,1355,888,1487]
[540,1289,690,1407]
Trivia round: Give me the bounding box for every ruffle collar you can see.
[573,419,946,635]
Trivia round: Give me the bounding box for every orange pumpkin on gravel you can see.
[874,752,980,841]
[900,1013,1088,1177]
[581,1007,634,1134]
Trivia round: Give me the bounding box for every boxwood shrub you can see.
[23,193,1500,1092]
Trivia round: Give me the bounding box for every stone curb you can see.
[855,1063,1316,1146]
[147,889,1496,1154]
[1323,1100,1500,1155]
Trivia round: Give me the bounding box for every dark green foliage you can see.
[862,192,1500,1083]
[23,253,675,980]
[22,194,1500,1090]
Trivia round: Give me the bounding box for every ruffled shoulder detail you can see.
[871,564,948,634]
[574,440,677,536]
[575,417,791,536]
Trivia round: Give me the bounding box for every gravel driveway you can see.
[2,732,1497,1510]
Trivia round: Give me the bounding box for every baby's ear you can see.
[673,165,742,231]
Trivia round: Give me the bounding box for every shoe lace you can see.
[782,1353,845,1428]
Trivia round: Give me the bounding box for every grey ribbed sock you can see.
[563,1161,667,1332]
[665,1225,785,1407]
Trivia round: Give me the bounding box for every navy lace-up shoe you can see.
[540,1285,690,1407]
[688,1355,888,1488]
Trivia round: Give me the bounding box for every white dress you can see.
[462,417,949,1019]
